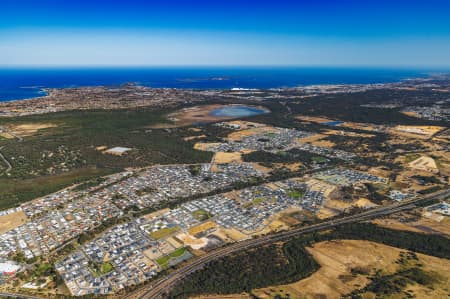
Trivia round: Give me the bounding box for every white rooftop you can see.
[0,262,20,273]
[105,147,132,154]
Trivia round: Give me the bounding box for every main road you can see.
[124,190,449,299]
[0,292,42,299]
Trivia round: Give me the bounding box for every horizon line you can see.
[1,65,450,71]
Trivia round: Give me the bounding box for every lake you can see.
[209,106,269,118]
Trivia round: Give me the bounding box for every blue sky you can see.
[1,0,450,67]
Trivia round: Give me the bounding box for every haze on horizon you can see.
[1,0,450,68]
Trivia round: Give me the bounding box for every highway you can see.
[0,292,42,299]
[124,189,449,299]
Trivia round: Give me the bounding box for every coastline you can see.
[0,67,431,103]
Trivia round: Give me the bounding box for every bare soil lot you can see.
[212,152,243,164]
[0,210,27,234]
[6,123,57,137]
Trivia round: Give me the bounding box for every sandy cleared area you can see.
[324,129,375,138]
[176,233,209,250]
[253,240,450,299]
[340,121,383,132]
[143,208,170,220]
[8,123,56,137]
[267,219,290,232]
[0,132,14,139]
[316,207,340,219]
[212,152,243,164]
[220,228,249,241]
[296,115,338,123]
[402,111,420,117]
[227,126,279,142]
[367,166,391,178]
[166,236,184,249]
[317,198,377,220]
[305,179,337,197]
[0,211,27,234]
[223,120,267,130]
[250,162,272,174]
[409,156,439,173]
[143,247,164,260]
[354,198,378,209]
[194,142,222,151]
[393,125,444,137]
[184,135,207,141]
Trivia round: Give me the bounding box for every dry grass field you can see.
[7,123,56,137]
[296,133,336,148]
[212,152,243,164]
[252,240,450,299]
[143,208,170,220]
[188,221,217,236]
[227,126,278,141]
[220,227,249,241]
[0,210,27,234]
[295,115,338,123]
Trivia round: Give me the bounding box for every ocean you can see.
[0,67,431,102]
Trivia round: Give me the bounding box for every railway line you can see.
[125,190,449,299]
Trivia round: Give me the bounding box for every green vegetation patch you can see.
[418,186,444,195]
[242,149,333,166]
[252,197,267,205]
[404,153,421,163]
[156,255,171,268]
[188,165,202,176]
[287,189,304,199]
[100,262,114,274]
[192,209,212,221]
[0,167,114,210]
[156,247,188,268]
[170,240,319,297]
[170,247,188,258]
[311,156,328,163]
[0,108,213,210]
[411,175,441,185]
[89,261,114,276]
[136,187,157,196]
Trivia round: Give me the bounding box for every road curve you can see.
[125,190,449,299]
[0,146,12,175]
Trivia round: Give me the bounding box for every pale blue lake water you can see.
[209,106,269,117]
